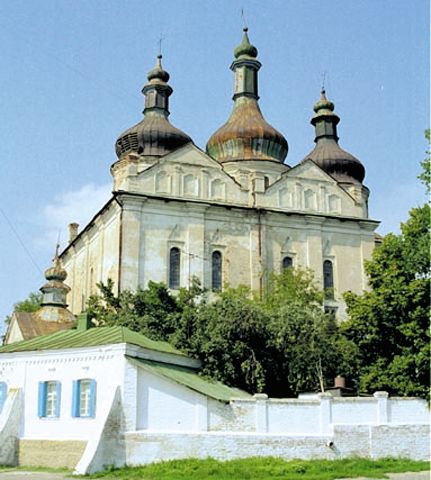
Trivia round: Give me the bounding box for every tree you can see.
[88,269,354,397]
[342,203,430,399]
[86,279,182,340]
[418,129,430,193]
[262,269,356,397]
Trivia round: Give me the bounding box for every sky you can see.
[0,0,429,330]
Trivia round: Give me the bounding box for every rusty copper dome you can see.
[302,90,365,184]
[115,55,192,159]
[206,29,288,164]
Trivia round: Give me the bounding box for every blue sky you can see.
[0,0,429,329]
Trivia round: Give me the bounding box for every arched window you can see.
[323,260,334,298]
[169,247,180,289]
[212,251,222,290]
[264,176,270,189]
[282,256,293,269]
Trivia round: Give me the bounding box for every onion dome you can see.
[40,247,70,308]
[206,28,288,164]
[302,89,365,184]
[115,55,192,158]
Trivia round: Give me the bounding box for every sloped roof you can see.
[11,312,74,339]
[0,326,184,356]
[128,356,251,402]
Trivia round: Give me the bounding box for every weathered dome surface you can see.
[115,115,193,158]
[303,90,365,184]
[44,257,68,284]
[41,255,70,296]
[303,139,365,184]
[115,55,192,159]
[207,98,288,163]
[206,28,288,164]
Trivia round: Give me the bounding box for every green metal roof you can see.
[0,326,185,356]
[128,356,251,402]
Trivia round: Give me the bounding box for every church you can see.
[0,29,428,474]
[55,27,379,321]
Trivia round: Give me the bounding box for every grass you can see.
[84,457,430,480]
[0,465,72,474]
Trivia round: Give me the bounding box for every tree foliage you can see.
[342,203,430,399]
[87,269,351,397]
[418,129,430,193]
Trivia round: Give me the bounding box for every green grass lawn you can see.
[85,457,430,480]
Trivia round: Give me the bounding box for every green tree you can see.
[263,269,355,397]
[86,279,182,340]
[172,285,271,393]
[418,129,430,192]
[87,269,352,397]
[342,203,430,398]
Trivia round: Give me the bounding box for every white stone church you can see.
[1,29,428,473]
[59,27,378,320]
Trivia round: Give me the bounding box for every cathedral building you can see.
[59,28,378,319]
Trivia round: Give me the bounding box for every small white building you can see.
[0,319,429,474]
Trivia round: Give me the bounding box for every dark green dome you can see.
[234,28,258,58]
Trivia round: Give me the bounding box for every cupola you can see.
[37,246,76,324]
[115,55,193,159]
[40,249,70,308]
[206,28,288,164]
[302,89,365,184]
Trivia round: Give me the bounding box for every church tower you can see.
[112,55,193,190]
[206,28,289,194]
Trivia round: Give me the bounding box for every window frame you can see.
[169,247,181,290]
[38,380,61,418]
[72,379,96,418]
[323,259,335,299]
[211,250,222,290]
[282,256,293,269]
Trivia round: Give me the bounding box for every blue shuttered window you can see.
[38,381,47,417]
[0,382,7,412]
[72,379,96,418]
[89,380,96,417]
[71,380,80,417]
[38,381,60,418]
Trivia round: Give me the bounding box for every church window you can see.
[38,381,61,418]
[212,251,222,290]
[72,379,96,418]
[0,382,7,412]
[282,256,293,269]
[169,247,181,289]
[264,176,270,189]
[323,260,334,299]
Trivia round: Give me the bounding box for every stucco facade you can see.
[58,29,378,319]
[61,145,377,319]
[0,339,428,474]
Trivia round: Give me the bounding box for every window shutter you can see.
[55,382,61,418]
[71,380,80,417]
[89,380,96,418]
[38,381,47,417]
[0,382,7,412]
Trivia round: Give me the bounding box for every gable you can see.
[258,159,361,216]
[133,144,246,203]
